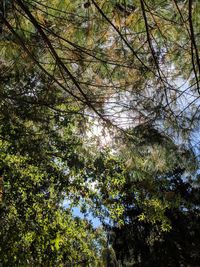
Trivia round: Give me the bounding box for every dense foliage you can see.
[111,168,200,266]
[0,0,200,266]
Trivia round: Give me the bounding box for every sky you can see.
[63,72,200,228]
[63,199,102,228]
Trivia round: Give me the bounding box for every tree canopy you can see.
[0,0,200,266]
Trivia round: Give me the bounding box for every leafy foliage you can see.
[111,169,200,266]
[0,0,200,266]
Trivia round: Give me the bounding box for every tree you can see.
[0,1,200,266]
[0,130,104,266]
[110,168,200,266]
[1,0,200,133]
